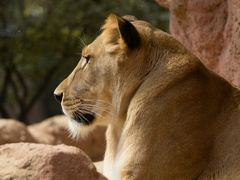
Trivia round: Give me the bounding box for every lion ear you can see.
[116,15,140,49]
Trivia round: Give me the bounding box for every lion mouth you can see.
[72,112,95,125]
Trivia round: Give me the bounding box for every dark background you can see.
[0,0,169,124]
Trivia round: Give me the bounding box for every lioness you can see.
[54,14,240,179]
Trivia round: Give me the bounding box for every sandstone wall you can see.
[156,0,240,87]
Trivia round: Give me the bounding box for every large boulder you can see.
[0,143,106,180]
[156,0,240,87]
[0,119,35,144]
[28,115,106,161]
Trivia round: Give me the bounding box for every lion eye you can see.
[80,55,90,70]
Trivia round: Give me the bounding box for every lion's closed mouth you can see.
[73,112,95,125]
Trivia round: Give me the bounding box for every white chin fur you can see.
[62,107,96,140]
[67,118,96,140]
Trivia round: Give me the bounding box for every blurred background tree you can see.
[0,0,168,124]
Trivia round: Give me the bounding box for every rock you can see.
[0,119,35,144]
[156,0,240,87]
[0,143,106,180]
[28,115,106,161]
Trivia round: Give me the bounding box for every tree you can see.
[0,0,168,123]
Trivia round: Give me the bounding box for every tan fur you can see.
[54,14,240,179]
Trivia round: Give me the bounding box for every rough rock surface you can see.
[0,143,106,180]
[0,119,35,144]
[28,115,106,161]
[156,0,240,87]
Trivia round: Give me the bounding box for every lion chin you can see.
[67,118,97,140]
[62,107,97,139]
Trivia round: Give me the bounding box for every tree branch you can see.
[9,72,25,117]
[18,63,60,122]
[12,66,28,100]
[0,65,11,118]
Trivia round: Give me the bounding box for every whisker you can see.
[64,103,111,115]
[73,111,81,120]
[80,107,104,118]
[84,98,113,106]
[64,97,112,106]
[82,104,113,114]
[76,110,90,123]
[79,35,87,50]
[63,98,83,104]
[82,103,110,109]
[63,100,112,111]
[63,98,112,108]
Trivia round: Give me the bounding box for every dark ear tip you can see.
[117,17,140,49]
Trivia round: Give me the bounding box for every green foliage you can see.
[0,0,169,123]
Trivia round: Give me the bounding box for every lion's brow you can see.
[82,47,89,56]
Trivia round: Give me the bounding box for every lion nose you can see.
[54,92,63,103]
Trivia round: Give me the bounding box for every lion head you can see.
[54,14,180,136]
